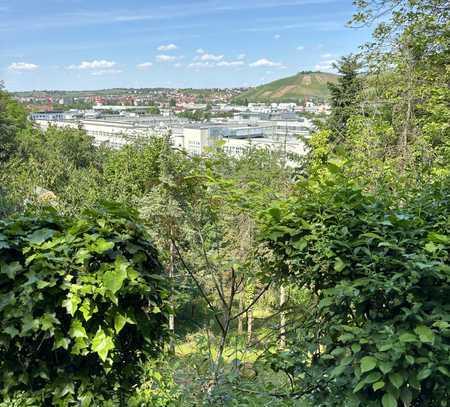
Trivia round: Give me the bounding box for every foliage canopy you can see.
[0,204,169,405]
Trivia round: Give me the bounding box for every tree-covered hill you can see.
[233,71,338,103]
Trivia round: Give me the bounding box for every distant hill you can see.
[234,71,338,103]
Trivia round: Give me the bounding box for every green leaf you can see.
[0,292,15,312]
[433,320,449,330]
[334,257,346,272]
[378,343,393,352]
[373,381,385,391]
[353,380,366,393]
[365,371,382,383]
[80,393,93,407]
[268,207,282,221]
[114,313,127,334]
[69,320,87,338]
[27,228,55,245]
[331,364,347,378]
[3,326,19,337]
[427,232,449,244]
[91,328,115,362]
[382,392,398,407]
[79,300,94,322]
[379,361,393,374]
[399,333,417,343]
[40,313,60,332]
[389,372,404,389]
[91,238,114,254]
[53,335,71,350]
[360,356,377,373]
[351,343,361,353]
[72,337,89,355]
[438,366,450,377]
[103,260,128,294]
[414,325,434,344]
[424,242,437,253]
[1,261,22,279]
[62,295,81,316]
[417,368,432,381]
[292,239,307,251]
[21,314,39,334]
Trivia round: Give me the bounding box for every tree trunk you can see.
[280,285,286,348]
[247,308,253,344]
[168,240,175,354]
[238,290,244,336]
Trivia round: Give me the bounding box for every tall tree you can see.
[351,0,449,174]
[327,55,363,142]
[0,84,27,161]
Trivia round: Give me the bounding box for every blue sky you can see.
[0,0,372,91]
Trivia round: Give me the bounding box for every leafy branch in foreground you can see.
[260,163,450,406]
[0,203,169,405]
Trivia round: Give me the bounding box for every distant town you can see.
[15,85,331,161]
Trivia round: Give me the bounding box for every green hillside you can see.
[234,71,338,103]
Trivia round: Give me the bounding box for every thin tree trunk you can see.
[399,46,415,173]
[280,285,286,348]
[168,240,175,354]
[238,290,244,336]
[247,308,253,344]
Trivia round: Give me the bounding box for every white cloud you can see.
[137,62,153,69]
[320,53,333,58]
[156,54,177,62]
[249,58,283,67]
[196,48,205,54]
[297,45,305,51]
[199,53,224,61]
[217,60,245,67]
[274,34,281,39]
[174,63,183,68]
[91,69,122,76]
[188,61,215,68]
[157,43,177,51]
[188,59,244,69]
[237,53,246,60]
[68,60,117,70]
[8,62,39,71]
[315,59,337,72]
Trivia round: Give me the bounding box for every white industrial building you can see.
[30,111,65,122]
[32,115,310,160]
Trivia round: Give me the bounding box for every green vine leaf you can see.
[91,328,115,362]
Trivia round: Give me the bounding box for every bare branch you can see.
[170,238,226,335]
[230,281,272,321]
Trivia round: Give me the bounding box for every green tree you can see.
[260,164,450,406]
[327,55,362,141]
[147,106,161,115]
[0,85,28,161]
[350,0,449,176]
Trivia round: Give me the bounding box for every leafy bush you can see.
[127,358,181,407]
[0,204,169,405]
[260,165,450,406]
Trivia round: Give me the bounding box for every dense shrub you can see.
[260,166,450,406]
[0,204,169,405]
